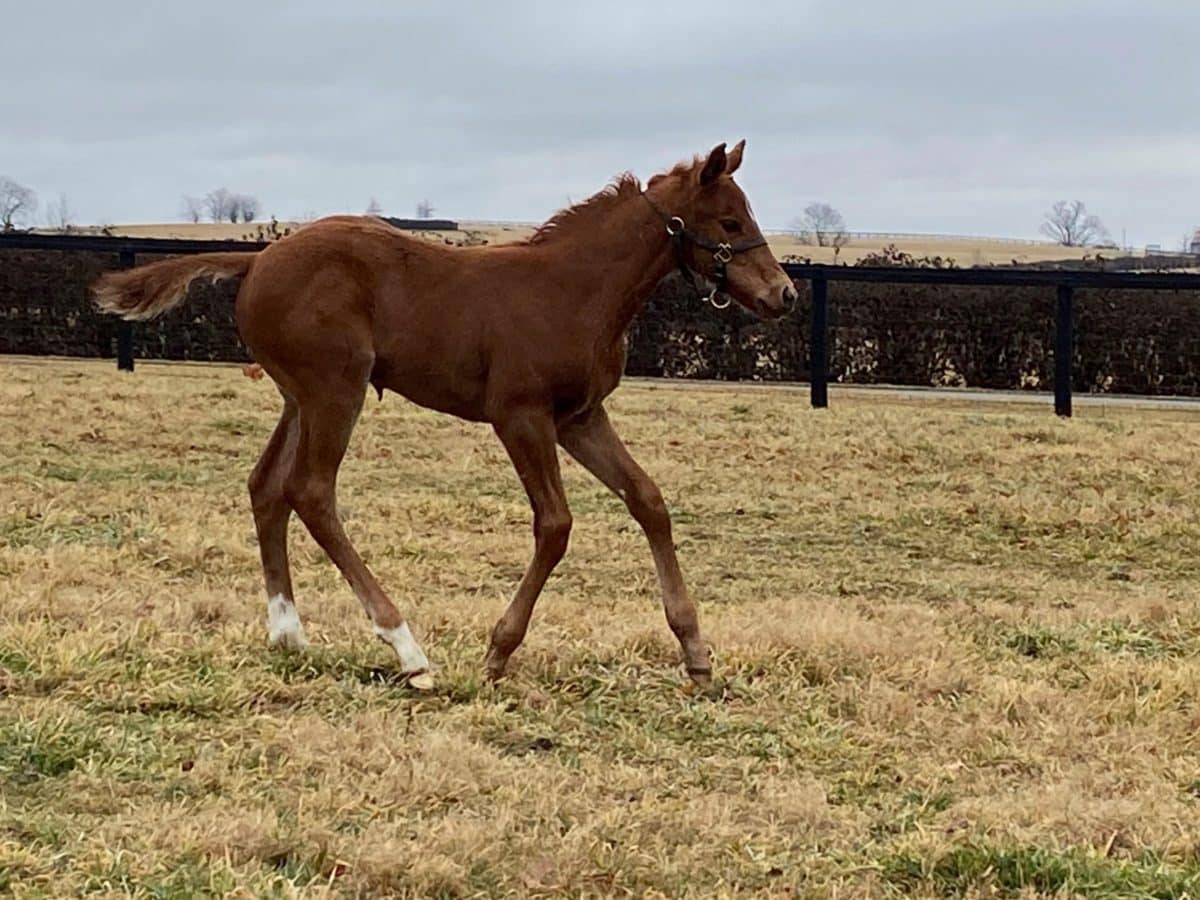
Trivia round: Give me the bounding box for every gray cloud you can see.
[3,0,1197,245]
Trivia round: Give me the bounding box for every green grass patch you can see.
[881,844,1200,898]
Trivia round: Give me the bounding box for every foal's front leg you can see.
[559,407,712,686]
[485,409,573,680]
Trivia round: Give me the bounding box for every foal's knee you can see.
[535,509,572,560]
[248,467,282,517]
[247,468,266,506]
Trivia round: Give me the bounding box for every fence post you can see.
[810,275,829,408]
[1054,283,1073,417]
[117,249,135,372]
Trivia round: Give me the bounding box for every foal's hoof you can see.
[483,649,509,682]
[268,629,309,652]
[406,671,436,692]
[267,596,308,650]
[686,666,713,690]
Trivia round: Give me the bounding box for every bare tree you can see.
[233,194,260,223]
[366,197,383,216]
[181,195,204,223]
[416,199,435,219]
[0,176,37,230]
[204,188,234,223]
[1040,200,1111,247]
[792,202,847,248]
[45,192,72,230]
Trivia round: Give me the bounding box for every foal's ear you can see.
[726,139,746,175]
[699,143,727,185]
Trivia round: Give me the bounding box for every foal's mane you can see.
[527,173,642,245]
[526,156,702,246]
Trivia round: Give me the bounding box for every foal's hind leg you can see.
[248,396,306,649]
[485,409,573,680]
[284,383,433,689]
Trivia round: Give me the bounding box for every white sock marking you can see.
[267,594,308,650]
[374,621,430,674]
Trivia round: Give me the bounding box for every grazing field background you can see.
[49,220,1105,267]
[3,358,1200,897]
[7,246,1200,396]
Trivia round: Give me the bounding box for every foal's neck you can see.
[553,182,683,344]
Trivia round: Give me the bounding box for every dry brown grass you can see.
[3,358,1200,898]
[55,220,1102,267]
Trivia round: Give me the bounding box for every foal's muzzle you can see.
[781,282,799,312]
[754,281,798,320]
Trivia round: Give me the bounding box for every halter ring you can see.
[708,289,732,310]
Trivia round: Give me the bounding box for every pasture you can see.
[52,220,1104,267]
[3,358,1200,898]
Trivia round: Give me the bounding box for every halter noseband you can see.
[643,194,769,309]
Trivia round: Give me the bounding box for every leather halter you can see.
[643,193,769,308]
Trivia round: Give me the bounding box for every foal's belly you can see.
[369,318,627,427]
[550,352,626,425]
[370,353,490,423]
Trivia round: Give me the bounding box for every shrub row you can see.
[3,248,1199,395]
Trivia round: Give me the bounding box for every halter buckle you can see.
[714,243,734,264]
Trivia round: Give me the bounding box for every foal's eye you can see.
[720,219,742,235]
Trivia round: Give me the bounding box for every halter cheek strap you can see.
[644,194,768,308]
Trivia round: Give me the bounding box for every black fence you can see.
[786,264,1200,416]
[4,232,1200,417]
[0,233,267,371]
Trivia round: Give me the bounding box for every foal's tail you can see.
[92,252,257,321]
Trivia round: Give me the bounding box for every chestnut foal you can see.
[94,141,797,690]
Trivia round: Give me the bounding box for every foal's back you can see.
[235,216,595,421]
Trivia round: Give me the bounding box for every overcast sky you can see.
[4,1,1198,246]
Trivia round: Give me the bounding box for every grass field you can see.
[3,358,1200,898]
[50,220,1104,267]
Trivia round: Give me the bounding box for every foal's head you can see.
[650,141,798,319]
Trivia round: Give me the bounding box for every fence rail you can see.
[0,233,269,254]
[780,262,1200,417]
[5,233,1200,417]
[0,233,268,371]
